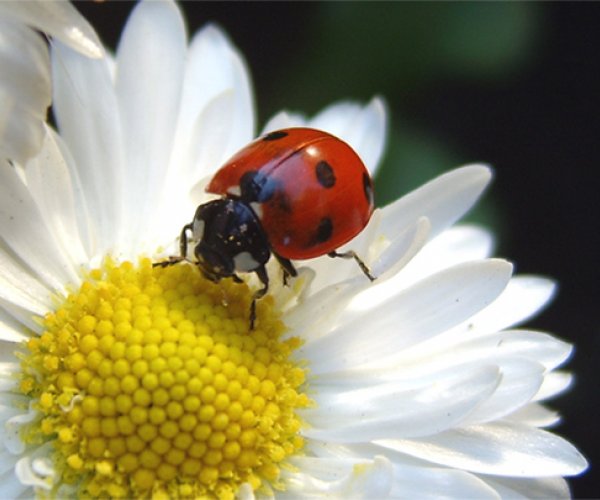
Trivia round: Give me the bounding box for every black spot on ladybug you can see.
[276,192,292,213]
[262,130,288,141]
[240,170,280,203]
[363,172,374,206]
[315,217,333,243]
[315,161,336,189]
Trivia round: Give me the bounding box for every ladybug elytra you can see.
[157,128,375,327]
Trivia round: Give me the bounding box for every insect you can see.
[157,128,376,328]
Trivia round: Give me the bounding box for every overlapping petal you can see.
[52,40,124,257]
[379,422,587,477]
[0,1,102,58]
[263,97,386,174]
[0,18,50,165]
[0,1,102,165]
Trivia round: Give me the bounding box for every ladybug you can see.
[157,128,375,328]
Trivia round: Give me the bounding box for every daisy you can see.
[0,1,587,498]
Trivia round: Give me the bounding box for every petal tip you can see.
[463,162,494,183]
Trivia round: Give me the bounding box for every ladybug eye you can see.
[315,161,336,189]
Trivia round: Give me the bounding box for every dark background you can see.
[74,2,599,497]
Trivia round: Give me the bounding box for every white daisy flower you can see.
[0,1,587,499]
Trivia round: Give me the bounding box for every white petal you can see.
[0,363,20,391]
[15,443,55,490]
[454,330,572,371]
[0,19,49,165]
[173,23,254,176]
[306,442,501,499]
[0,448,18,474]
[465,276,557,335]
[262,110,307,132]
[308,97,387,174]
[115,0,186,251]
[308,222,491,312]
[0,255,49,317]
[0,19,49,118]
[0,361,19,374]
[379,165,492,243]
[0,165,78,292]
[121,20,255,251]
[432,225,495,260]
[286,278,363,342]
[0,1,103,58]
[23,127,89,267]
[283,455,393,498]
[533,371,573,401]
[0,465,29,499]
[0,90,46,167]
[0,343,27,369]
[156,91,240,243]
[389,330,572,387]
[369,215,431,280]
[304,365,500,441]
[3,404,39,455]
[398,225,495,288]
[337,216,430,316]
[460,359,544,425]
[413,276,558,353]
[0,5,90,165]
[236,483,255,500]
[181,89,238,191]
[269,263,315,315]
[304,259,512,373]
[0,400,23,428]
[52,42,123,257]
[484,476,571,499]
[390,463,500,499]
[379,422,588,477]
[0,307,28,343]
[506,403,561,428]
[0,300,40,333]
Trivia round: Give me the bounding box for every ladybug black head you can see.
[190,199,271,281]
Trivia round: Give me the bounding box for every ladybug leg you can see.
[153,256,185,268]
[152,223,193,268]
[274,254,297,286]
[328,250,376,282]
[179,222,193,259]
[249,265,269,330]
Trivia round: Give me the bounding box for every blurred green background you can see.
[75,2,599,496]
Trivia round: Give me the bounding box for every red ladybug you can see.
[158,128,375,327]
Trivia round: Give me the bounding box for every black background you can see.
[73,2,599,497]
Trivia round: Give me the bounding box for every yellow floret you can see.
[17,259,310,498]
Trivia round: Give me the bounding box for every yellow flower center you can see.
[18,258,309,499]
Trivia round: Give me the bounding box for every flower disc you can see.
[18,259,309,498]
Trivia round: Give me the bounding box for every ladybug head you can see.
[193,242,234,282]
[190,199,272,281]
